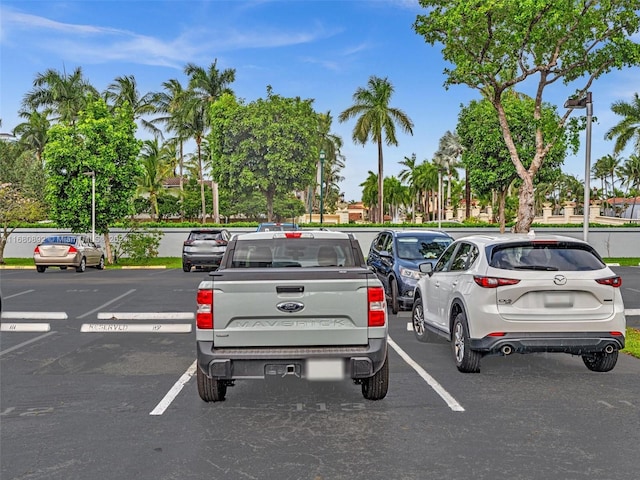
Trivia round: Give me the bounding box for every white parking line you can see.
[77,289,137,319]
[97,312,194,320]
[3,289,35,299]
[150,360,197,416]
[626,309,640,316]
[1,311,67,320]
[388,336,465,412]
[1,323,51,332]
[0,331,57,356]
[81,324,192,333]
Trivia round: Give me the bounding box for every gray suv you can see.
[182,229,230,272]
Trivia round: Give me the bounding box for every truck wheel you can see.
[361,352,389,401]
[390,279,399,315]
[197,366,227,402]
[182,262,191,273]
[36,266,46,273]
[582,350,618,372]
[75,257,86,273]
[452,311,481,373]
[412,297,434,343]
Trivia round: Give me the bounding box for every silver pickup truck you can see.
[195,230,389,402]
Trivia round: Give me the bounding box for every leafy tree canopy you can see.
[42,97,141,259]
[415,0,640,232]
[209,87,320,221]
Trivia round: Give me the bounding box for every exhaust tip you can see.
[604,344,615,354]
[501,345,513,356]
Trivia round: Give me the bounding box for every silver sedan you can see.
[33,234,105,273]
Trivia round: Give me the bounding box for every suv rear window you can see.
[488,242,605,271]
[189,231,223,241]
[230,239,356,268]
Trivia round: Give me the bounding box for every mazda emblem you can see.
[553,275,567,286]
[277,302,304,313]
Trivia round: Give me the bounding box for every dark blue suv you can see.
[367,230,453,314]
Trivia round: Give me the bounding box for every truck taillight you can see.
[196,288,213,329]
[368,286,386,327]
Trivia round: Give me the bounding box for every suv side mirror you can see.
[419,262,433,276]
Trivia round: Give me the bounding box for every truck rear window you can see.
[231,239,356,268]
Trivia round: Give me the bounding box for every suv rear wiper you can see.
[513,265,559,271]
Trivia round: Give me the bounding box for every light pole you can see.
[564,92,593,242]
[319,149,325,225]
[83,171,96,243]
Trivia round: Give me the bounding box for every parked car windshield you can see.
[396,236,452,260]
[489,242,606,271]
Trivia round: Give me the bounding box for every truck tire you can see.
[582,350,618,372]
[197,366,227,402]
[361,352,389,401]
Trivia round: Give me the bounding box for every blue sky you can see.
[1,0,639,202]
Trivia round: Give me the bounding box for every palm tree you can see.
[360,171,378,222]
[384,176,408,222]
[436,130,465,211]
[135,138,172,220]
[104,75,159,136]
[151,78,190,219]
[316,112,345,214]
[618,154,640,218]
[339,76,414,222]
[22,67,98,125]
[184,60,236,223]
[13,110,50,166]
[413,161,439,221]
[605,93,640,155]
[398,153,418,222]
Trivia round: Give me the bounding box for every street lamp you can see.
[319,149,326,225]
[564,92,593,242]
[83,171,96,243]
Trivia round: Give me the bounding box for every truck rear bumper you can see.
[197,339,388,380]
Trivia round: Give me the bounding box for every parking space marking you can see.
[626,309,640,316]
[0,331,57,357]
[3,289,35,299]
[1,323,51,332]
[388,336,465,412]
[1,311,67,320]
[406,322,412,331]
[97,312,194,320]
[77,289,136,319]
[149,360,197,416]
[81,324,192,333]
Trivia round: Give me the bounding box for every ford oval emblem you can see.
[277,301,304,313]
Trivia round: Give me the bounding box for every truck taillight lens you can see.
[196,288,213,329]
[368,286,386,327]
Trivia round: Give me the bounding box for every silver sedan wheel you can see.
[412,303,425,336]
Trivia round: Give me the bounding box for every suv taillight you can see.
[368,286,386,327]
[596,276,622,288]
[196,288,213,329]
[473,276,520,288]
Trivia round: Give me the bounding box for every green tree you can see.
[339,76,414,223]
[42,98,142,262]
[13,110,50,166]
[0,183,44,264]
[360,171,378,221]
[22,67,98,125]
[415,0,640,232]
[457,93,567,232]
[433,130,463,208]
[413,161,439,221]
[384,176,409,222]
[605,93,640,155]
[209,88,320,221]
[618,153,640,218]
[398,153,419,222]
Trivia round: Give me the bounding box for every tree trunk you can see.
[377,138,384,223]
[212,182,219,224]
[179,141,184,222]
[514,173,536,232]
[197,138,206,224]
[465,166,471,219]
[103,231,113,264]
[498,188,507,233]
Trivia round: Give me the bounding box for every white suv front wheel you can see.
[452,311,481,373]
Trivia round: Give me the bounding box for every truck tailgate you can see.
[210,269,374,347]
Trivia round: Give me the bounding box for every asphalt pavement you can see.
[1,267,639,480]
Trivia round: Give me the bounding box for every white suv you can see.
[412,234,626,373]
